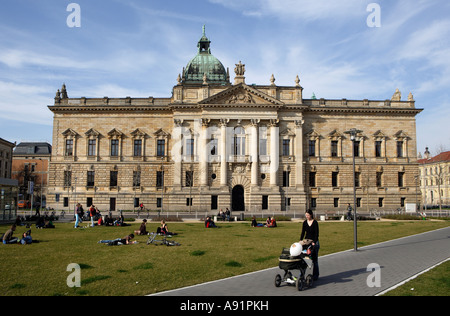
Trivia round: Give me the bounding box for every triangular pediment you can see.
[328,129,343,139]
[62,128,79,137]
[394,130,409,140]
[373,130,387,139]
[153,128,171,138]
[199,83,284,107]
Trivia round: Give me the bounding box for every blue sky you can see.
[1,0,449,156]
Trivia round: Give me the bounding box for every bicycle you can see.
[146,232,180,246]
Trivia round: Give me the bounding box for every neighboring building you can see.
[418,148,450,208]
[46,28,423,213]
[11,142,52,208]
[0,137,18,220]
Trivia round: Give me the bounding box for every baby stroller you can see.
[274,246,314,291]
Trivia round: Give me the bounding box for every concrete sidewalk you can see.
[152,226,450,296]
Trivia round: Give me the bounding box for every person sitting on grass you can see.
[98,233,137,246]
[251,216,263,227]
[104,215,114,226]
[156,219,177,235]
[137,218,149,235]
[20,230,33,245]
[205,216,217,228]
[2,224,18,244]
[265,216,277,227]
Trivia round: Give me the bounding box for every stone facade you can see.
[46,30,423,214]
[418,149,450,208]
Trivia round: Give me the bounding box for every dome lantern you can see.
[183,26,229,86]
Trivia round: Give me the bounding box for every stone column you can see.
[295,120,304,187]
[200,119,209,187]
[269,119,279,187]
[220,119,229,187]
[172,119,183,188]
[250,119,260,186]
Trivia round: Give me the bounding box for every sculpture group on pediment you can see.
[226,92,255,104]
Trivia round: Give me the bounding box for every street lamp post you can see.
[345,128,362,252]
[161,156,164,215]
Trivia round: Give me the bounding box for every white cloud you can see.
[0,81,53,125]
[210,0,368,21]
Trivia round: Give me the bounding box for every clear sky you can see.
[1,0,449,156]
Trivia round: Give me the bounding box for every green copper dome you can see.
[183,26,229,85]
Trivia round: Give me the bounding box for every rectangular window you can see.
[357,197,361,208]
[185,171,194,187]
[378,197,384,207]
[376,172,383,187]
[156,198,162,208]
[87,171,95,187]
[309,140,316,157]
[259,126,267,156]
[397,141,403,157]
[282,139,290,156]
[210,136,218,156]
[259,138,267,156]
[375,141,382,157]
[331,140,338,157]
[334,198,339,208]
[186,198,193,206]
[133,171,141,187]
[400,197,405,207]
[64,170,72,187]
[398,172,404,187]
[353,141,360,157]
[309,172,316,187]
[283,171,290,187]
[110,171,118,187]
[134,139,142,157]
[88,139,96,156]
[332,172,339,187]
[234,136,245,155]
[285,197,291,208]
[110,139,119,157]
[262,195,268,210]
[156,171,164,187]
[310,198,317,208]
[157,139,165,157]
[64,197,69,207]
[65,139,73,156]
[186,139,194,156]
[211,195,218,210]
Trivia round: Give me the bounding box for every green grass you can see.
[382,260,450,296]
[0,219,448,296]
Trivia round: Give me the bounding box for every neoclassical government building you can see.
[47,28,422,213]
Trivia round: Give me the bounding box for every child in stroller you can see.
[274,244,314,291]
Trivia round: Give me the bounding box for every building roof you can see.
[418,151,450,164]
[0,137,16,148]
[183,26,229,85]
[13,142,52,155]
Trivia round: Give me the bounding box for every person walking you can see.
[89,204,97,227]
[299,209,320,281]
[74,203,83,228]
[346,203,353,221]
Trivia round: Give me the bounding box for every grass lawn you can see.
[382,259,450,296]
[0,219,448,296]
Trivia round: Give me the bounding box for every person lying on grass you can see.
[98,233,137,246]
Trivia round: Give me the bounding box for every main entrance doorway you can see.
[232,185,245,211]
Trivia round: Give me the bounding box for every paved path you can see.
[151,226,450,296]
